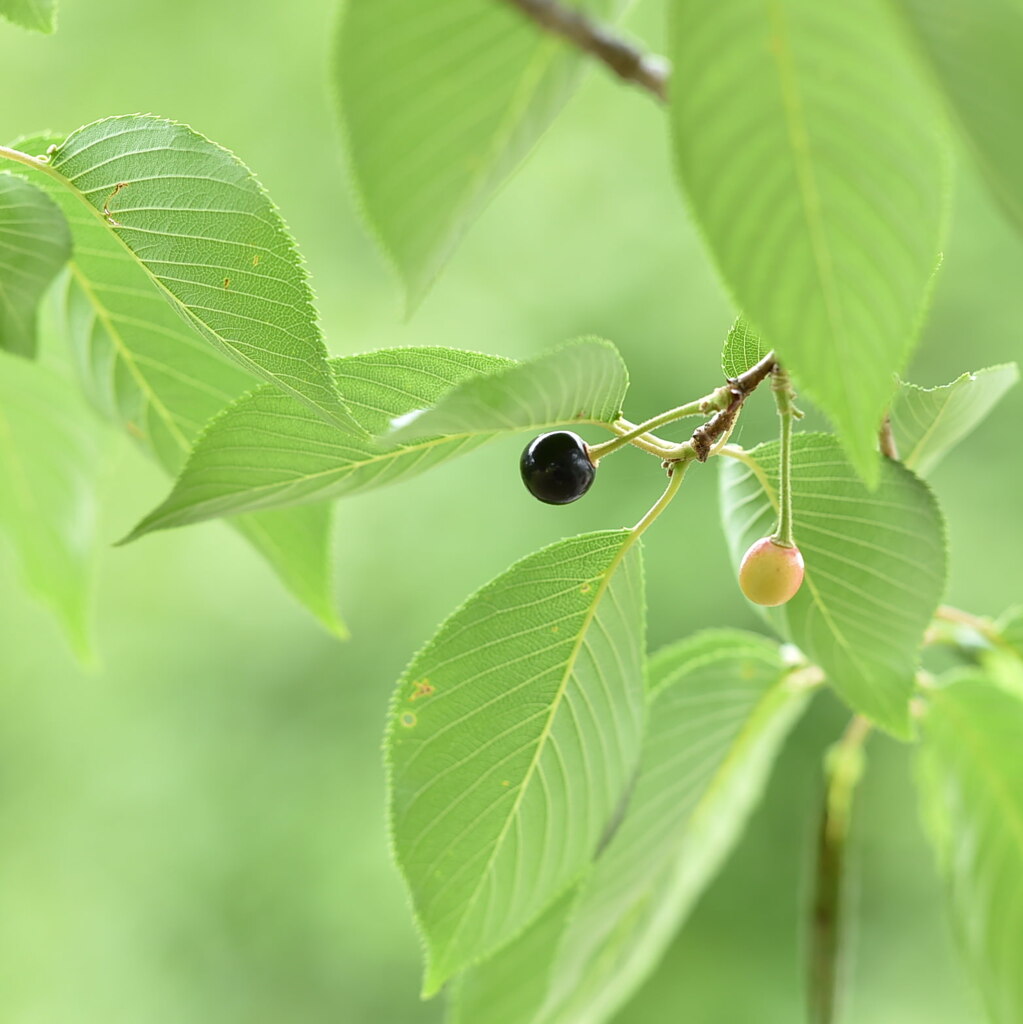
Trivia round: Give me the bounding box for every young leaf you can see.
[721,316,767,379]
[45,232,343,635]
[11,116,363,433]
[0,172,71,357]
[0,0,55,32]
[719,433,946,737]
[448,630,812,1024]
[388,530,647,996]
[125,347,512,536]
[892,0,1023,237]
[916,673,1023,1024]
[668,0,948,485]
[890,364,1019,476]
[389,338,627,442]
[0,350,104,661]
[334,0,623,309]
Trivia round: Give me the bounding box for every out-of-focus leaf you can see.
[14,116,363,432]
[0,172,70,357]
[125,347,512,535]
[719,433,946,737]
[890,364,1019,476]
[917,673,1023,1024]
[0,0,55,33]
[668,0,948,485]
[0,349,104,661]
[448,630,811,1024]
[10,124,345,637]
[334,0,623,309]
[892,0,1023,237]
[720,316,767,379]
[390,338,627,441]
[388,530,646,996]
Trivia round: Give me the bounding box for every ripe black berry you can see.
[520,431,596,505]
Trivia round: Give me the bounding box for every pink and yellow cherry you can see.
[738,537,804,606]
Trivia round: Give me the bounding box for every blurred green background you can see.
[0,1,1019,1021]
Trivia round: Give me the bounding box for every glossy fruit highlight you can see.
[520,431,596,505]
[738,537,804,606]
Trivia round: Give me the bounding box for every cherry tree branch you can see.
[499,0,670,101]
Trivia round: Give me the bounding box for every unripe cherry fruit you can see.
[738,537,805,606]
[520,430,596,505]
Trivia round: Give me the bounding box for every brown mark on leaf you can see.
[252,254,260,266]
[223,278,231,290]
[399,711,417,728]
[409,679,435,701]
[102,181,129,226]
[580,582,592,594]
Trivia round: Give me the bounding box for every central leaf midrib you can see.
[437,530,638,975]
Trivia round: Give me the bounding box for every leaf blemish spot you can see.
[252,254,260,266]
[410,679,435,701]
[580,582,592,594]
[400,712,417,728]
[102,181,129,226]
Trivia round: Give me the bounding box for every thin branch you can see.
[808,715,871,1024]
[499,0,669,101]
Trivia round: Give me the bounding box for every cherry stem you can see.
[632,460,689,536]
[770,365,800,548]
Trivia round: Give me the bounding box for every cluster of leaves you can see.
[2,0,1023,1021]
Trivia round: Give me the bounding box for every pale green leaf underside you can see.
[14,126,344,636]
[720,316,767,379]
[892,0,1023,237]
[449,630,810,1024]
[0,350,103,661]
[389,530,647,996]
[917,674,1023,1024]
[335,0,621,308]
[0,172,70,357]
[34,115,362,434]
[996,606,1023,663]
[126,347,513,537]
[890,364,1019,476]
[390,338,627,442]
[719,433,946,736]
[669,0,947,484]
[0,0,55,32]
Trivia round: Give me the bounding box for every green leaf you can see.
[125,347,512,536]
[32,174,343,635]
[448,630,812,1024]
[0,0,55,32]
[388,530,647,996]
[13,116,363,433]
[719,433,946,737]
[390,338,627,442]
[721,316,767,379]
[0,350,104,661]
[0,172,71,357]
[917,673,1023,1024]
[334,0,623,309]
[232,504,346,639]
[668,0,948,485]
[890,364,1019,476]
[892,0,1023,237]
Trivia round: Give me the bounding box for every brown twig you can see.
[499,0,669,101]
[689,351,778,461]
